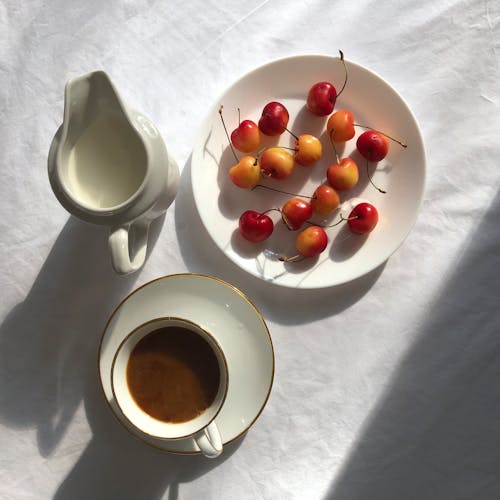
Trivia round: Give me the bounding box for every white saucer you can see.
[98,274,274,454]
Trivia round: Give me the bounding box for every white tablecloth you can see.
[1,1,500,499]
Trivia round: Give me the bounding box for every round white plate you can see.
[191,54,426,288]
[98,274,274,454]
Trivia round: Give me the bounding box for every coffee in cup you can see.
[112,317,228,458]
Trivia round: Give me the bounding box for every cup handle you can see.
[193,421,223,458]
[108,219,151,275]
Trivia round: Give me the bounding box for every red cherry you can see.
[258,102,289,136]
[347,203,379,234]
[238,210,274,242]
[356,130,389,162]
[307,81,337,116]
[306,50,348,116]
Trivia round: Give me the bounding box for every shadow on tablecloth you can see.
[0,217,140,456]
[0,215,225,499]
[53,369,244,500]
[323,188,500,499]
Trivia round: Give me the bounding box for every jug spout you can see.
[62,71,126,147]
[52,71,149,215]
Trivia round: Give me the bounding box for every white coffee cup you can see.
[111,317,228,458]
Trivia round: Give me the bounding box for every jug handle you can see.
[108,219,151,275]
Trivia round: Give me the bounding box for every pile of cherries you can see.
[219,51,406,262]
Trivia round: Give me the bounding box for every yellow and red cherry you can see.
[306,50,347,116]
[327,158,359,191]
[296,226,328,257]
[295,226,328,258]
[231,119,260,153]
[311,185,340,215]
[280,226,328,262]
[258,102,289,136]
[238,210,274,242]
[325,123,359,191]
[229,156,260,189]
[259,147,294,180]
[294,134,322,166]
[356,130,389,162]
[347,203,379,234]
[326,110,355,142]
[281,198,313,230]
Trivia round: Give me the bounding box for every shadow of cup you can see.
[53,368,245,500]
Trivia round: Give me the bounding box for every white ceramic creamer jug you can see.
[48,71,179,274]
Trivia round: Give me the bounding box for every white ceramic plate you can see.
[191,54,426,289]
[98,274,274,454]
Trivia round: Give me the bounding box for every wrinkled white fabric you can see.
[1,0,499,499]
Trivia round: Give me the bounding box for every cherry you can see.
[347,203,378,234]
[279,125,323,167]
[356,128,408,193]
[258,102,289,136]
[326,126,359,191]
[326,109,355,142]
[231,110,260,153]
[296,226,328,257]
[229,156,260,189]
[259,147,294,180]
[356,130,389,162]
[281,198,313,230]
[280,226,328,262]
[311,184,339,215]
[327,158,359,191]
[239,210,274,242]
[294,134,322,166]
[306,50,347,116]
[307,82,337,116]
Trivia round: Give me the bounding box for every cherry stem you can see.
[218,105,239,163]
[329,129,341,164]
[261,208,281,217]
[354,124,407,148]
[279,254,304,263]
[281,211,293,231]
[313,213,359,228]
[237,107,241,126]
[337,50,348,97]
[366,160,387,194]
[284,125,299,141]
[253,184,313,200]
